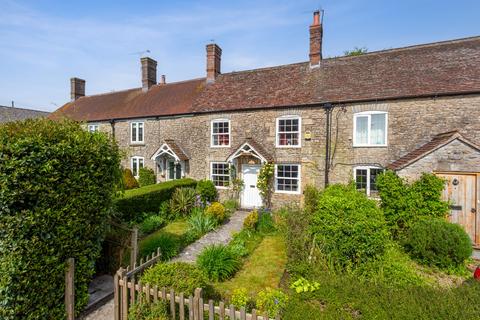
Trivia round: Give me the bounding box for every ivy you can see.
[257,163,275,208]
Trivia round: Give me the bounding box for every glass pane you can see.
[175,164,182,179]
[355,169,367,193]
[355,116,368,145]
[370,168,383,193]
[370,114,386,145]
[131,123,137,142]
[132,158,137,176]
[168,162,175,180]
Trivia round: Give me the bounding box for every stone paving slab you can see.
[83,210,249,320]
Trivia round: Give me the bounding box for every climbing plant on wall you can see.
[257,162,275,208]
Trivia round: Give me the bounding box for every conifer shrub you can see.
[123,168,139,189]
[0,119,122,319]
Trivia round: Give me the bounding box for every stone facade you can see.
[89,93,480,209]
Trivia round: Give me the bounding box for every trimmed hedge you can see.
[0,119,122,319]
[114,179,197,221]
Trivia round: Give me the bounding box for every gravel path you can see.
[83,210,249,320]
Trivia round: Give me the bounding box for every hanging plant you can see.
[257,162,275,208]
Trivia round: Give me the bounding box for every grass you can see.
[214,234,287,298]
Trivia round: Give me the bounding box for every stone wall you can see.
[88,93,480,208]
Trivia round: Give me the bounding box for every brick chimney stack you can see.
[206,43,222,83]
[70,77,85,101]
[141,57,157,91]
[309,10,323,67]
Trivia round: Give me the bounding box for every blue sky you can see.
[1,0,479,112]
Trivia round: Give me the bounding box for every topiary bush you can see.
[403,219,472,268]
[376,171,449,238]
[197,244,241,281]
[142,262,208,295]
[196,179,218,204]
[311,184,390,269]
[139,215,165,235]
[243,209,259,229]
[123,168,139,189]
[138,167,156,187]
[0,119,122,319]
[205,202,226,223]
[114,179,196,222]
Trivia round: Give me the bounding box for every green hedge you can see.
[0,119,122,319]
[114,179,197,221]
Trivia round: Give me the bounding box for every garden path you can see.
[83,210,249,320]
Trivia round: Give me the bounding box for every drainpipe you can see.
[109,119,116,139]
[324,103,333,188]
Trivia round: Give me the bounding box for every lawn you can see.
[215,234,287,297]
[138,220,189,258]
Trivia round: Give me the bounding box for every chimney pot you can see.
[70,77,85,101]
[309,10,323,66]
[160,74,166,85]
[206,43,222,83]
[141,57,157,91]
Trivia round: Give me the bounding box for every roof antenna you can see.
[11,100,14,108]
[130,49,151,57]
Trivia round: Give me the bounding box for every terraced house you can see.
[53,12,480,246]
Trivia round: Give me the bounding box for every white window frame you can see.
[353,111,388,147]
[210,119,231,148]
[274,164,301,194]
[88,124,99,132]
[130,121,145,144]
[131,156,144,178]
[276,115,301,148]
[353,166,384,196]
[210,162,231,189]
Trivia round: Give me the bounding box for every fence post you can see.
[193,288,203,320]
[114,268,124,320]
[130,227,138,269]
[65,258,75,320]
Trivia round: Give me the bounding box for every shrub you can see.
[187,208,216,239]
[376,171,449,238]
[311,184,390,269]
[290,277,321,293]
[403,219,472,268]
[231,288,249,308]
[114,179,196,222]
[0,119,122,319]
[123,168,139,189]
[142,262,208,295]
[139,215,165,235]
[303,185,320,215]
[206,202,226,223]
[158,201,174,221]
[128,301,168,320]
[256,288,288,318]
[196,179,218,204]
[170,187,197,217]
[223,199,239,215]
[243,209,259,229]
[139,233,178,260]
[197,244,241,281]
[138,167,156,187]
[257,211,276,233]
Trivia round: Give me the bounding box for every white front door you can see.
[241,165,263,209]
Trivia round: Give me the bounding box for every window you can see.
[167,160,182,180]
[131,122,144,143]
[276,116,301,147]
[88,124,99,132]
[131,156,144,177]
[210,162,230,188]
[354,166,384,196]
[211,120,230,147]
[275,164,301,194]
[353,112,387,146]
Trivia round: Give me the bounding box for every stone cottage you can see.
[52,12,480,246]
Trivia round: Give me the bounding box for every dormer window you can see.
[276,116,301,147]
[211,119,230,147]
[131,121,144,144]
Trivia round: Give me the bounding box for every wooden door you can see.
[437,173,477,243]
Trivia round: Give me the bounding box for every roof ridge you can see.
[220,61,309,77]
[324,35,480,62]
[0,105,49,113]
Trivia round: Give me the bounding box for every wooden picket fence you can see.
[113,249,278,320]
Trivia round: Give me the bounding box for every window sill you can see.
[210,145,231,148]
[352,145,388,148]
[130,143,145,146]
[275,145,301,149]
[215,186,230,190]
[275,190,301,195]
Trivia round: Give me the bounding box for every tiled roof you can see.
[164,139,189,161]
[0,105,49,123]
[227,138,274,163]
[52,36,480,121]
[387,131,480,170]
[52,79,206,122]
